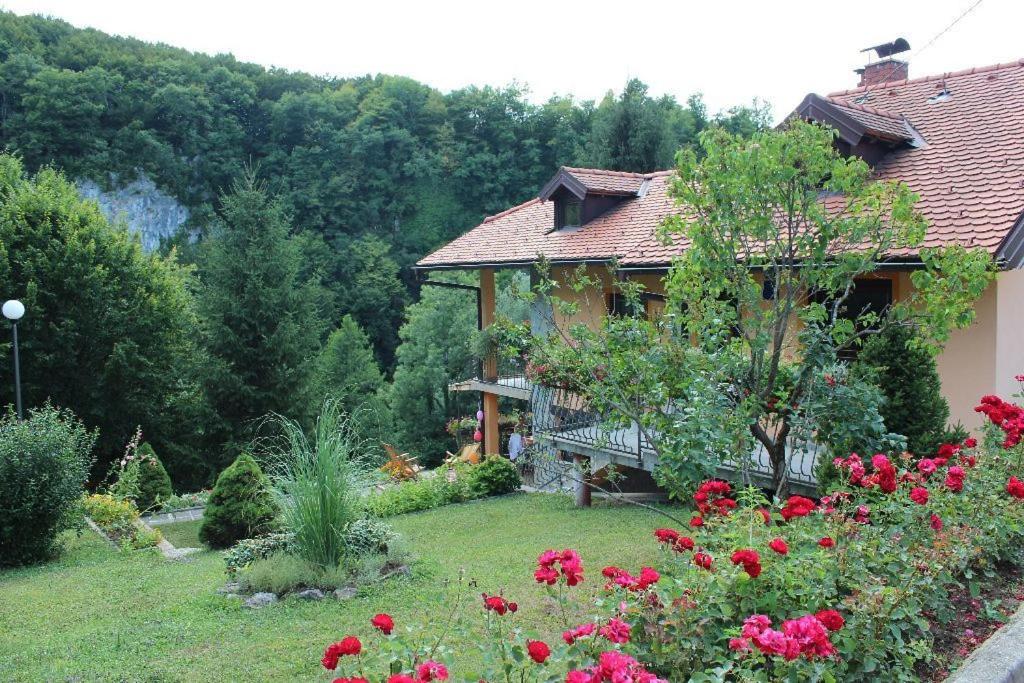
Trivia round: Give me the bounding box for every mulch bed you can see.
[918,562,1024,681]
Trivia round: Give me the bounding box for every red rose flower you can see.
[768,538,789,555]
[690,515,704,528]
[562,622,596,644]
[387,676,416,683]
[815,609,845,632]
[674,536,695,552]
[818,537,835,548]
[963,437,978,448]
[416,660,449,681]
[654,528,680,544]
[910,487,929,505]
[694,552,713,570]
[600,617,631,644]
[780,495,816,521]
[1007,476,1024,500]
[930,513,944,531]
[371,613,394,635]
[526,640,551,664]
[758,507,772,525]
[482,593,514,615]
[322,636,362,670]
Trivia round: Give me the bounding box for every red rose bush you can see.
[315,384,1024,682]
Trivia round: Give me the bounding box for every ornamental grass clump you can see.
[266,400,373,569]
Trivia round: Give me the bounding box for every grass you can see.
[0,493,668,681]
[157,519,203,549]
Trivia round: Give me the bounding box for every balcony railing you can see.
[530,383,820,492]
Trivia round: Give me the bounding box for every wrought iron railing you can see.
[530,383,820,488]
[530,384,657,462]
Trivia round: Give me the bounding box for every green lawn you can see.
[157,519,203,549]
[0,494,667,681]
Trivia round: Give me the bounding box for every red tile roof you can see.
[417,58,1024,269]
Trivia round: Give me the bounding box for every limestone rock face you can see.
[78,175,190,252]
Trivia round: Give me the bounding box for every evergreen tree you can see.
[857,325,952,456]
[198,171,324,466]
[135,442,173,511]
[199,453,278,549]
[390,282,478,465]
[312,315,384,412]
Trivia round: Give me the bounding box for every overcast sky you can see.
[2,0,1021,121]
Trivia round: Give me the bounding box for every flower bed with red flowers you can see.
[316,385,1024,682]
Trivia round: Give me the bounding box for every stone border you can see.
[946,602,1024,682]
[140,505,205,526]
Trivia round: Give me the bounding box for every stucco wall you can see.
[996,269,1024,399]
[935,279,998,430]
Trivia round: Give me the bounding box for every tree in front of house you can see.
[197,171,325,469]
[522,121,993,497]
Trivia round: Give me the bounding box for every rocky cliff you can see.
[78,175,190,252]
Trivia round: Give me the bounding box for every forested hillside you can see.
[0,12,770,484]
[0,11,768,367]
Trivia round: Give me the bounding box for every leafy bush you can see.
[266,401,372,568]
[0,406,95,566]
[159,490,211,512]
[82,494,162,550]
[857,325,951,456]
[365,459,520,518]
[345,517,397,556]
[464,455,521,498]
[199,453,278,549]
[135,443,173,511]
[223,532,295,576]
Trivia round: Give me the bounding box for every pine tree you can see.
[312,315,384,413]
[199,453,278,549]
[857,325,951,456]
[198,171,324,466]
[135,442,173,511]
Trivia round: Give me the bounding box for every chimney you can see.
[856,38,911,87]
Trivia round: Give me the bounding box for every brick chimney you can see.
[856,58,909,87]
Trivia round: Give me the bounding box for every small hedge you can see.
[367,456,520,518]
[0,406,95,566]
[135,443,174,511]
[82,493,162,550]
[200,453,278,549]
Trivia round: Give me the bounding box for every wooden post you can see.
[574,455,592,507]
[480,268,499,455]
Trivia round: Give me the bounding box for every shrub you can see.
[857,325,951,455]
[82,493,162,550]
[135,443,173,511]
[0,406,95,566]
[345,517,397,555]
[266,401,372,568]
[465,455,521,497]
[158,490,210,512]
[365,468,470,517]
[199,453,278,549]
[224,532,295,576]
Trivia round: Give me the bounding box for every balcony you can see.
[530,384,821,496]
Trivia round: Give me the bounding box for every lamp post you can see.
[2,299,24,419]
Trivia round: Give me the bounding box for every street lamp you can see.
[2,299,24,419]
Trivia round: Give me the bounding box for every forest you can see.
[0,11,770,487]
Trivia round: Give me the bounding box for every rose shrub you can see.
[316,384,1024,682]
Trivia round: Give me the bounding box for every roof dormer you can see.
[538,167,648,233]
[791,93,921,166]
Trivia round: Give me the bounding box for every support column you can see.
[574,455,592,507]
[480,268,500,455]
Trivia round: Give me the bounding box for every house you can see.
[414,45,1024,494]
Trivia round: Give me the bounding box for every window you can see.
[814,278,894,359]
[557,199,582,229]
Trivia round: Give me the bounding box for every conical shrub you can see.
[199,453,278,549]
[135,442,173,511]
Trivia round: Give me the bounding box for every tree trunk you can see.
[768,440,789,500]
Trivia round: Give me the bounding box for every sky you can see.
[2,0,1021,121]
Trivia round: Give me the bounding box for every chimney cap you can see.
[861,38,911,59]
